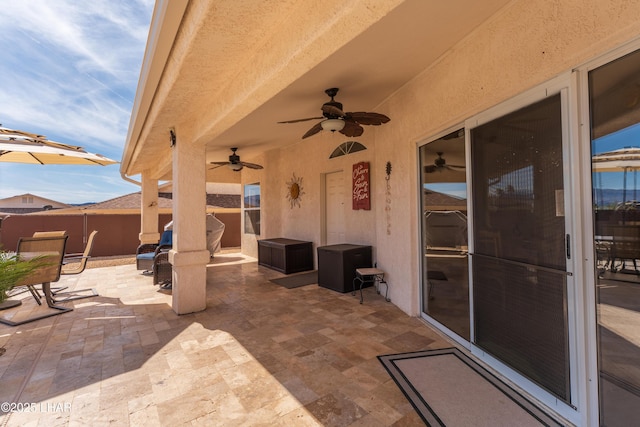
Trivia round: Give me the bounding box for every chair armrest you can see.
[137,243,158,255]
[154,244,172,255]
[63,255,89,264]
[64,252,84,258]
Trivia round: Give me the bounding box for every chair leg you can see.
[0,282,73,326]
[379,278,390,302]
[25,285,42,305]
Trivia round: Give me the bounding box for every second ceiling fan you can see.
[278,88,390,139]
[210,147,263,171]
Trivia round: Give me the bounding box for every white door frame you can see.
[463,73,582,425]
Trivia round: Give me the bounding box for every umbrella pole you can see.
[624,167,629,224]
[635,169,638,205]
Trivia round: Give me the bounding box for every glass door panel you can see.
[470,95,571,402]
[590,48,640,426]
[420,129,470,341]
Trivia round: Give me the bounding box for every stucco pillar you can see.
[169,132,209,314]
[139,172,159,244]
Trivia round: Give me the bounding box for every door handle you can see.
[566,234,571,259]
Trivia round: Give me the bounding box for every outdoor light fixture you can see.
[321,119,345,133]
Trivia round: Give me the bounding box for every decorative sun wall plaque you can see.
[352,161,370,210]
[286,173,304,208]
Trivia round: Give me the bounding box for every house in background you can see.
[0,193,70,214]
[120,1,640,425]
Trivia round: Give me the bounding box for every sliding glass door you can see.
[589,48,640,426]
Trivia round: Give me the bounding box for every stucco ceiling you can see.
[123,0,512,181]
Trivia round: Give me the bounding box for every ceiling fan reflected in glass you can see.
[209,147,263,172]
[278,88,390,139]
[424,152,465,173]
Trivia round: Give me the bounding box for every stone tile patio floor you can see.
[0,252,452,426]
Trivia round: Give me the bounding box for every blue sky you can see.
[0,1,154,204]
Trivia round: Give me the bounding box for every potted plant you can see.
[0,252,46,310]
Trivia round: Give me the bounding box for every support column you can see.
[169,130,209,314]
[139,172,160,244]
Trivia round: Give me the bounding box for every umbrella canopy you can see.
[0,127,117,166]
[592,147,640,208]
[592,147,640,172]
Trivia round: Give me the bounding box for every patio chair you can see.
[136,229,173,272]
[153,251,172,288]
[32,230,68,238]
[62,230,98,275]
[7,230,70,298]
[424,210,468,299]
[0,235,71,326]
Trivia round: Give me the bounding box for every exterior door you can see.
[470,93,573,404]
[325,171,345,245]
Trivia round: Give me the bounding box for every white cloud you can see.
[0,0,153,203]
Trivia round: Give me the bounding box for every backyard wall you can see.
[0,212,240,257]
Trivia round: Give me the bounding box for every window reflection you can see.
[590,49,640,426]
[420,129,470,340]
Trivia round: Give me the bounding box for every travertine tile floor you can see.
[0,252,451,426]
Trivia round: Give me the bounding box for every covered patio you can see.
[120,0,640,424]
[0,256,448,425]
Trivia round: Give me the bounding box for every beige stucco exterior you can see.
[234,0,640,316]
[123,1,640,424]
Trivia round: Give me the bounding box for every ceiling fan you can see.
[424,152,465,173]
[210,147,263,172]
[278,88,390,139]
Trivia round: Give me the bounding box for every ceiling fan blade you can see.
[210,161,229,166]
[424,165,437,173]
[240,161,263,170]
[340,120,364,137]
[278,116,323,124]
[346,112,390,126]
[322,104,344,117]
[302,122,323,139]
[447,164,466,169]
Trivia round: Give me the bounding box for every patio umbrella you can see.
[592,147,640,209]
[0,127,117,166]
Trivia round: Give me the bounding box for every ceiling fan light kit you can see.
[278,87,390,139]
[321,118,345,132]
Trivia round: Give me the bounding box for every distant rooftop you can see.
[82,192,241,210]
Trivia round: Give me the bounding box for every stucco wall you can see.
[241,133,379,267]
[246,0,640,316]
[374,0,640,316]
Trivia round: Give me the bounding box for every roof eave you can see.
[120,0,189,178]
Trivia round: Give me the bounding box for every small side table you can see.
[352,268,389,304]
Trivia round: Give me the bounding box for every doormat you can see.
[269,271,317,289]
[378,348,563,427]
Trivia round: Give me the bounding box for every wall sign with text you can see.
[352,161,370,210]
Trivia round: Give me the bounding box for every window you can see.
[244,183,260,235]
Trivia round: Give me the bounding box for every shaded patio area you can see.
[0,253,450,426]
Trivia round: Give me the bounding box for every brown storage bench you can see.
[258,238,313,274]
